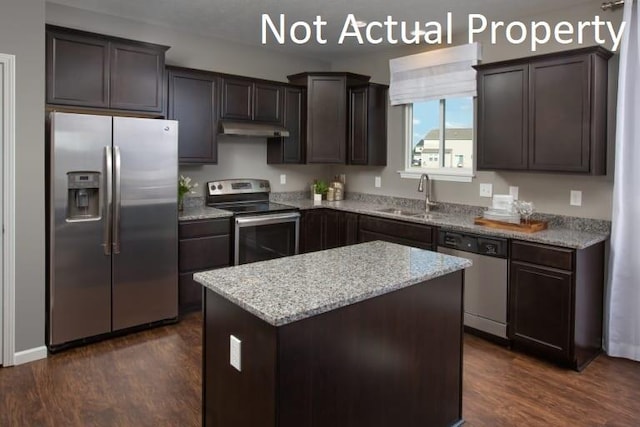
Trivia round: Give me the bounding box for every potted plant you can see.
[313,180,329,202]
[178,175,198,211]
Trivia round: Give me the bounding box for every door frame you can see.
[1,53,16,367]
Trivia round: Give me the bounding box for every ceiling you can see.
[48,0,603,60]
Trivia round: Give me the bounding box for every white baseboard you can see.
[14,346,47,365]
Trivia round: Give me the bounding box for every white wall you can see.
[330,1,623,220]
[0,0,45,352]
[46,3,335,194]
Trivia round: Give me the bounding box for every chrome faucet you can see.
[417,174,437,212]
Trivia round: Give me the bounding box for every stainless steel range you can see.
[206,179,300,265]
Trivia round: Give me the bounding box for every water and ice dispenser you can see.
[67,172,100,221]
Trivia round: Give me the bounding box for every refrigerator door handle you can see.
[103,146,113,255]
[113,145,122,254]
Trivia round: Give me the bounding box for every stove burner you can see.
[214,202,297,215]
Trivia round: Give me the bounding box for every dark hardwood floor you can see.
[1,313,639,426]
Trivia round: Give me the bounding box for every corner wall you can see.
[330,1,623,220]
[0,0,46,352]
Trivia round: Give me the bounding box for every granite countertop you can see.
[179,205,233,221]
[282,199,609,249]
[194,240,472,327]
[178,196,608,249]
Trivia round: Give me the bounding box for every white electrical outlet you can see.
[339,174,346,184]
[570,190,582,207]
[479,183,493,198]
[280,174,286,185]
[509,186,519,200]
[375,176,382,188]
[230,335,242,371]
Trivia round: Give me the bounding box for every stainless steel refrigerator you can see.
[47,112,179,349]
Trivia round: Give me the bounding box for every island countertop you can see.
[194,240,471,326]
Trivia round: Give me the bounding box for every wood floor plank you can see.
[1,313,639,426]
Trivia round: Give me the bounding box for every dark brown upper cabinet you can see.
[288,72,371,164]
[46,25,168,113]
[476,64,529,170]
[349,83,388,166]
[167,66,218,164]
[267,86,306,164]
[475,46,612,175]
[219,77,283,124]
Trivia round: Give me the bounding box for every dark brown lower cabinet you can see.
[203,270,464,427]
[509,240,605,370]
[178,218,231,314]
[358,214,436,251]
[300,209,359,253]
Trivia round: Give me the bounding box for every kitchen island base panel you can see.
[203,270,464,427]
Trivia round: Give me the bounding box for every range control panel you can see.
[207,179,270,196]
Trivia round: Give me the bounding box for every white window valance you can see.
[389,43,482,105]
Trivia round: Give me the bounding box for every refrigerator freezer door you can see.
[49,113,112,346]
[111,117,178,330]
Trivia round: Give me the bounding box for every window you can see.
[404,96,474,180]
[389,43,481,182]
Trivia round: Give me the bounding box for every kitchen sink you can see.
[375,208,426,217]
[375,208,444,220]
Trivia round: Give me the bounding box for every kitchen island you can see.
[194,241,472,427]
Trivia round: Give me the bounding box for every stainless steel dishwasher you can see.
[437,230,508,340]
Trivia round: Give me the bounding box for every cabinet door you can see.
[168,68,218,164]
[348,84,388,166]
[509,261,573,362]
[179,273,204,314]
[324,210,343,249]
[267,86,306,164]
[477,64,528,170]
[254,82,283,123]
[349,86,368,165]
[300,210,325,253]
[110,42,165,112]
[343,212,359,246]
[529,55,590,172]
[46,29,110,108]
[306,76,347,163]
[220,77,253,120]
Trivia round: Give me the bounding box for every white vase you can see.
[313,193,322,204]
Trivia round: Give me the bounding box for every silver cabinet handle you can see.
[113,145,122,254]
[103,146,113,255]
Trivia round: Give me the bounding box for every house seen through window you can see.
[406,96,474,175]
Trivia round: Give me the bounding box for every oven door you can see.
[234,212,300,265]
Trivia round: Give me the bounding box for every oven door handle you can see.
[235,212,300,227]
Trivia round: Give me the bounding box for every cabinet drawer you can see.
[511,240,573,271]
[359,215,434,244]
[179,235,230,272]
[179,218,231,239]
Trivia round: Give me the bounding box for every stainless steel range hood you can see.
[219,120,290,137]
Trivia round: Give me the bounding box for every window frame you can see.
[399,98,476,183]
